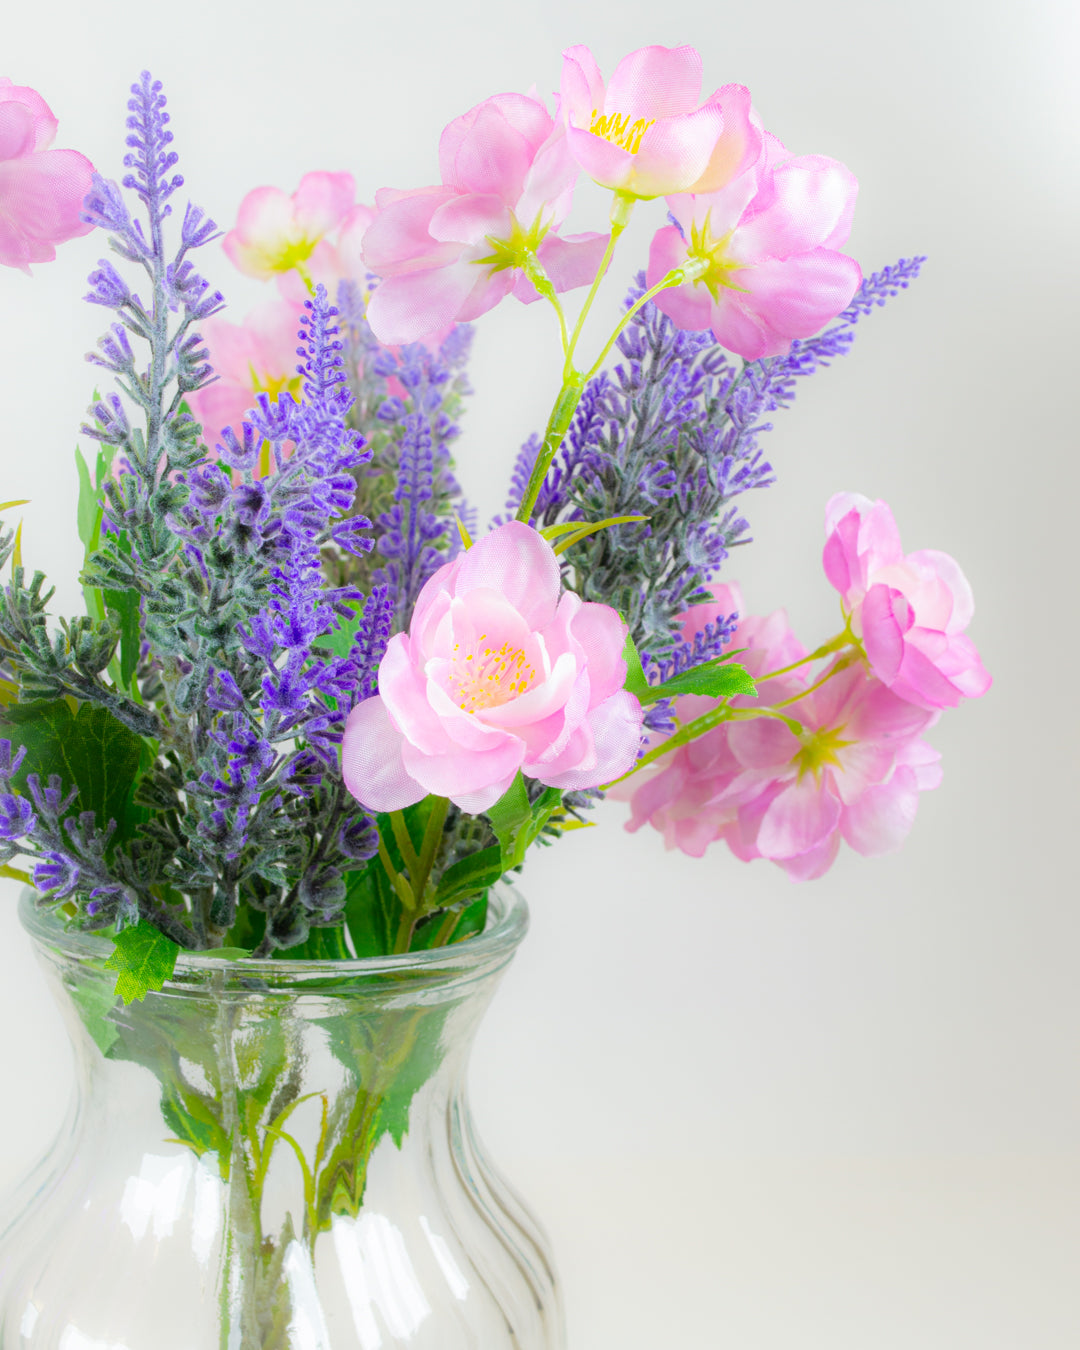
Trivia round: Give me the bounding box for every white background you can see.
[1,1,1078,1345]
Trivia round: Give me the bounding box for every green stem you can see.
[413,796,450,905]
[514,371,586,524]
[213,991,263,1350]
[389,810,420,877]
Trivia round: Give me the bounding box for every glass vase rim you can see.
[17,882,528,990]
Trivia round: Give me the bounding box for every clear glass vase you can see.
[0,886,563,1349]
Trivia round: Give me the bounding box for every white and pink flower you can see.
[186,299,305,453]
[559,44,760,199]
[224,171,356,280]
[824,493,991,710]
[341,522,644,813]
[363,93,608,346]
[647,136,861,359]
[0,78,94,272]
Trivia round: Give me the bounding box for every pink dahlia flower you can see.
[186,299,304,453]
[559,44,760,199]
[621,585,941,879]
[0,78,94,272]
[341,522,644,813]
[363,93,608,346]
[824,493,991,710]
[224,171,356,280]
[647,137,861,360]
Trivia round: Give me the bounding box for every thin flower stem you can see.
[583,265,696,381]
[563,201,631,377]
[770,655,855,710]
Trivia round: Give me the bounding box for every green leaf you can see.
[641,659,757,705]
[622,631,650,700]
[105,585,141,688]
[0,699,148,849]
[432,844,504,908]
[74,447,100,554]
[342,863,400,958]
[313,602,364,660]
[550,514,648,555]
[196,947,253,962]
[409,893,489,950]
[485,772,532,859]
[104,921,180,1004]
[68,968,120,1055]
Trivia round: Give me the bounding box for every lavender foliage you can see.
[513,260,925,679]
[0,77,390,955]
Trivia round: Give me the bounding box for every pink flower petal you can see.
[605,45,703,120]
[454,521,561,629]
[341,697,426,812]
[757,777,842,860]
[840,766,920,856]
[736,156,858,260]
[365,259,483,346]
[291,171,355,237]
[0,79,57,154]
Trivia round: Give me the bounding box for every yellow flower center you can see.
[684,212,751,299]
[588,109,655,155]
[448,634,537,713]
[794,725,852,782]
[250,366,303,401]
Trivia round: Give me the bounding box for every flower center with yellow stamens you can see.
[685,212,751,300]
[588,109,655,155]
[793,725,852,782]
[447,634,538,713]
[250,365,303,401]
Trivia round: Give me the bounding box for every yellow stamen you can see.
[589,109,656,155]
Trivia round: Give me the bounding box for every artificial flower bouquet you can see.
[0,45,989,1344]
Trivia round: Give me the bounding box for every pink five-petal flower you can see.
[0,78,94,273]
[616,583,811,858]
[224,171,356,280]
[186,299,305,453]
[341,522,644,814]
[363,93,607,346]
[620,587,942,879]
[823,492,991,710]
[559,44,760,200]
[647,141,862,360]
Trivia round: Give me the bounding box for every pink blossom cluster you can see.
[341,523,643,813]
[218,44,861,359]
[0,78,94,273]
[622,498,989,879]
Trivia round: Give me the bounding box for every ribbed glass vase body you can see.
[0,887,562,1349]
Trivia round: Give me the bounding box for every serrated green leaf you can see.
[104,921,180,1004]
[313,602,364,660]
[0,699,147,849]
[642,659,757,705]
